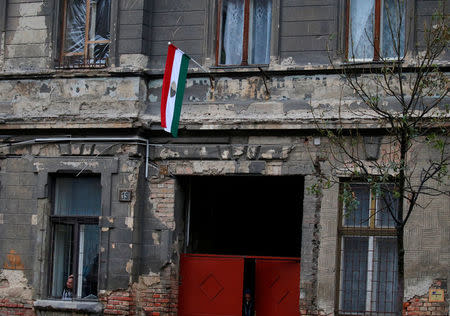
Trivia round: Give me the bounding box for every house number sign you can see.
[429,289,445,302]
[119,190,132,202]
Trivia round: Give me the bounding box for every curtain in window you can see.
[54,177,101,216]
[349,0,375,60]
[79,225,100,298]
[221,0,245,65]
[250,0,271,64]
[376,185,399,228]
[341,237,369,312]
[372,238,398,313]
[51,224,73,298]
[381,0,405,58]
[344,184,370,227]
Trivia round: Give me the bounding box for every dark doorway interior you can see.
[186,176,303,257]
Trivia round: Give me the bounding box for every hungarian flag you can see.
[161,44,190,137]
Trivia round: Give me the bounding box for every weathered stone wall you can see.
[0,1,448,315]
[0,141,148,315]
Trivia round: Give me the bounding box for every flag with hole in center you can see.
[161,44,190,137]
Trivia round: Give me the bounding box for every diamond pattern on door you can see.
[255,259,301,316]
[179,255,244,316]
[200,274,224,300]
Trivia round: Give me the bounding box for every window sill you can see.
[341,59,404,66]
[34,299,103,314]
[210,64,269,71]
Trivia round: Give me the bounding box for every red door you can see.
[255,259,301,316]
[179,254,244,316]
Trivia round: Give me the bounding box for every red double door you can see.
[179,254,301,316]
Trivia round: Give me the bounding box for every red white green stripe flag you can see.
[161,44,190,137]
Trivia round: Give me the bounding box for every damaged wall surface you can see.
[0,0,448,316]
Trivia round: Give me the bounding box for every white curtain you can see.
[371,238,398,313]
[55,177,101,216]
[222,0,245,65]
[349,0,375,60]
[250,0,272,64]
[341,237,369,312]
[51,224,72,297]
[344,184,370,227]
[382,0,405,58]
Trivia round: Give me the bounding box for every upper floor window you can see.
[217,0,272,66]
[338,183,399,315]
[50,176,101,300]
[60,0,111,68]
[347,0,405,61]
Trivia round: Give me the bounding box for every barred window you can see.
[338,183,399,315]
[59,0,111,68]
[50,176,101,300]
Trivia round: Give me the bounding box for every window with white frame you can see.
[217,0,272,66]
[50,176,101,300]
[346,0,405,61]
[338,183,399,315]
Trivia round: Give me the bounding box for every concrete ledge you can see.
[34,299,103,314]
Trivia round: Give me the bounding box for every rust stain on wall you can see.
[3,250,25,270]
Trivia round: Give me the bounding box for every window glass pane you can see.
[220,0,245,65]
[77,225,100,298]
[88,0,110,61]
[249,0,272,64]
[371,237,398,313]
[89,0,110,41]
[376,184,399,228]
[51,224,73,298]
[54,177,102,216]
[341,237,369,312]
[64,0,86,54]
[344,184,370,227]
[381,0,405,58]
[349,0,375,60]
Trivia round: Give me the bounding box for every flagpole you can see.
[168,42,215,87]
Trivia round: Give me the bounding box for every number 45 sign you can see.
[119,190,132,202]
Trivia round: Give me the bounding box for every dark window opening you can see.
[242,258,256,316]
[185,176,303,257]
[243,258,256,302]
[49,175,101,300]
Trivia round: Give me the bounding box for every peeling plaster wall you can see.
[0,77,145,124]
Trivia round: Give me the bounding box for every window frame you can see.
[345,0,408,62]
[0,0,6,53]
[54,0,119,69]
[336,182,399,315]
[215,0,276,67]
[48,175,101,300]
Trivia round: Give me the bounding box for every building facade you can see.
[0,0,448,315]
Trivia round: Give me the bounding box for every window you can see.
[338,183,399,315]
[217,0,272,66]
[346,0,405,61]
[50,176,101,300]
[59,0,111,68]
